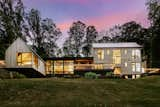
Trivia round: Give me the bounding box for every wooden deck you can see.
[144,68,160,75]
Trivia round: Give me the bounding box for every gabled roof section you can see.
[92,42,142,48]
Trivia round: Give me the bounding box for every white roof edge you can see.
[92,42,142,48]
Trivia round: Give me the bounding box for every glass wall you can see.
[33,54,38,69]
[132,49,140,60]
[64,60,74,74]
[46,60,54,74]
[132,63,141,72]
[17,52,32,66]
[54,60,63,74]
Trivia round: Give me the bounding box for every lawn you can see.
[0,76,160,107]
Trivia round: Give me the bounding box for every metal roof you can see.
[92,42,142,48]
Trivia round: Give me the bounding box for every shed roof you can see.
[92,42,142,48]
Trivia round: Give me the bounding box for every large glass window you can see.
[33,54,38,68]
[132,63,136,72]
[54,61,63,74]
[136,63,141,72]
[132,49,140,60]
[46,60,54,74]
[124,50,127,55]
[113,50,121,64]
[64,60,74,74]
[97,49,104,60]
[132,63,141,72]
[17,53,32,66]
[107,49,110,55]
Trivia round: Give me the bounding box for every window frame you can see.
[17,52,32,66]
[113,50,121,64]
[97,49,104,61]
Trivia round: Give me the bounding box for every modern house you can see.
[5,38,46,77]
[92,43,143,78]
[4,38,144,78]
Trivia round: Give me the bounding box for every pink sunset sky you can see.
[23,0,150,45]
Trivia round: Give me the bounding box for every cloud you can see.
[48,0,90,4]
[58,20,72,31]
[57,10,149,32]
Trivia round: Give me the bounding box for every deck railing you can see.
[74,64,115,70]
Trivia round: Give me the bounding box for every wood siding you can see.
[93,47,142,75]
[5,38,45,75]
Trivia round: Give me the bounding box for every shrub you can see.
[106,72,113,77]
[0,69,11,79]
[13,72,26,79]
[84,72,98,79]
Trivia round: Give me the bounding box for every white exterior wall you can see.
[5,38,45,75]
[93,47,142,75]
[5,38,31,68]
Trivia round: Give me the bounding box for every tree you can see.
[120,21,144,43]
[26,9,61,58]
[62,36,75,57]
[98,36,111,43]
[146,0,160,67]
[117,21,152,67]
[82,26,98,57]
[107,25,122,42]
[0,0,25,59]
[41,18,62,57]
[68,21,86,57]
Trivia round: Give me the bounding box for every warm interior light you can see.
[114,67,121,75]
[125,62,127,67]
[33,54,38,68]
[64,60,74,74]
[97,49,104,60]
[113,50,121,64]
[54,60,63,74]
[17,52,32,66]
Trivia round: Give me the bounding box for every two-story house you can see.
[92,43,142,78]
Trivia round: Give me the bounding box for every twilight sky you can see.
[23,0,150,45]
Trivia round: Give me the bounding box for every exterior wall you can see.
[35,59,45,75]
[5,38,45,75]
[93,47,142,75]
[5,38,31,68]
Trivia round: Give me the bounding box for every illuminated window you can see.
[114,67,121,75]
[125,62,127,67]
[33,54,38,68]
[95,64,103,69]
[54,61,63,74]
[46,60,54,74]
[113,50,121,64]
[124,50,127,54]
[132,63,141,72]
[17,53,32,66]
[107,49,110,55]
[97,49,104,60]
[136,63,141,72]
[132,63,136,72]
[132,49,140,60]
[64,60,74,74]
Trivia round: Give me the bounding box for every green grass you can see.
[0,76,160,107]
